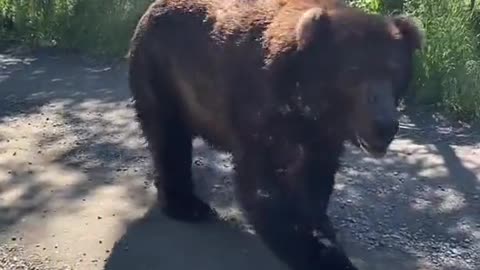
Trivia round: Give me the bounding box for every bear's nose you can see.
[375,118,399,143]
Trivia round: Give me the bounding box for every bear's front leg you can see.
[234,146,357,270]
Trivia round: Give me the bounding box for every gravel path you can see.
[0,47,479,270]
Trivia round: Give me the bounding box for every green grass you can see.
[403,0,480,121]
[352,0,480,121]
[0,0,153,56]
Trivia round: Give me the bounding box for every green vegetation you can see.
[404,0,480,121]
[0,0,152,56]
[352,0,480,121]
[1,0,480,121]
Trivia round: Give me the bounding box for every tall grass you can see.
[0,0,153,56]
[403,0,480,120]
[352,0,480,121]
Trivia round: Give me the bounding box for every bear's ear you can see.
[296,7,331,51]
[392,15,425,51]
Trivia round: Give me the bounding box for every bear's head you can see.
[293,6,424,157]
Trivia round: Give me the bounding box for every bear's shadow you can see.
[103,205,288,270]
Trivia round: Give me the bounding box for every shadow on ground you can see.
[103,205,287,270]
[0,48,479,270]
[0,49,147,233]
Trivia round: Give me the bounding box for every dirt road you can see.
[0,48,479,270]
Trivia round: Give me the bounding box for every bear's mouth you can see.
[355,135,389,158]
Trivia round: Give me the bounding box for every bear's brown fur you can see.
[128,0,423,269]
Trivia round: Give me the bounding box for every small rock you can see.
[11,237,16,241]
[97,216,102,220]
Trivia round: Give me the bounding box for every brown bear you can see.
[127,0,423,269]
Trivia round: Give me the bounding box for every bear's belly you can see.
[174,76,237,153]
